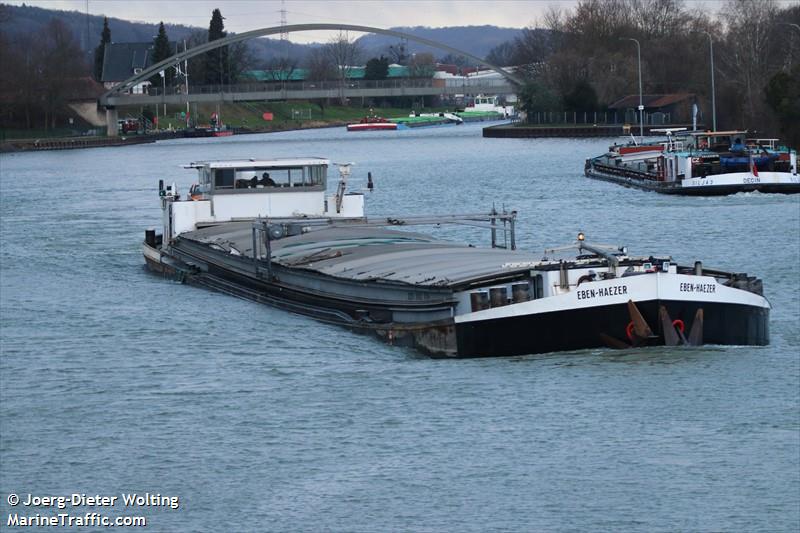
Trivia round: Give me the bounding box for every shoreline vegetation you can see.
[0,102,462,152]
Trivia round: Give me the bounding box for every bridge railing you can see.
[144,77,514,97]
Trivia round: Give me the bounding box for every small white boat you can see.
[463,94,515,118]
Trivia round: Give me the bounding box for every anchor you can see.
[600,300,704,349]
[659,306,704,347]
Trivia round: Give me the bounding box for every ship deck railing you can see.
[250,211,520,281]
[590,161,669,184]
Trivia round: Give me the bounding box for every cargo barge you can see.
[143,157,770,357]
[585,129,799,195]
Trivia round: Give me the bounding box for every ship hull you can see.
[346,123,398,131]
[145,241,770,358]
[586,165,800,195]
[455,299,769,357]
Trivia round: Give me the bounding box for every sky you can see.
[4,0,790,43]
[7,0,574,43]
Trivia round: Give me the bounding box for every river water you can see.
[1,123,798,531]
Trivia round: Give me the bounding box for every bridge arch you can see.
[100,23,523,104]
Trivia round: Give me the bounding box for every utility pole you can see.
[621,37,643,139]
[280,0,289,58]
[702,31,716,131]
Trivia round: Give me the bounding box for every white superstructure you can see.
[159,158,365,240]
[464,95,515,117]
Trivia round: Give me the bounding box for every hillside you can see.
[0,3,520,65]
[355,25,522,61]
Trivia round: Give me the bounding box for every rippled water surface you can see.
[1,123,799,531]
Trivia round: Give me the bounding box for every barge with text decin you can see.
[585,129,799,195]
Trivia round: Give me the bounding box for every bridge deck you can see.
[104,79,515,106]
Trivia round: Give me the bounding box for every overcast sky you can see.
[3,0,780,43]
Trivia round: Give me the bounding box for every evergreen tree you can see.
[204,9,228,85]
[765,67,800,149]
[364,56,389,80]
[149,22,174,87]
[93,17,110,82]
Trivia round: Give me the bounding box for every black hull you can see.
[146,244,769,358]
[585,168,800,195]
[456,299,769,357]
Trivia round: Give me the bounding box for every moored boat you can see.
[143,157,770,357]
[346,116,400,131]
[585,129,799,195]
[392,112,464,127]
[459,94,515,120]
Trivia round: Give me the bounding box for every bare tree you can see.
[37,19,88,129]
[408,52,435,78]
[385,41,409,65]
[305,47,336,82]
[720,0,780,126]
[264,56,298,82]
[324,31,362,104]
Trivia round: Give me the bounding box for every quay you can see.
[483,123,699,138]
[0,132,181,153]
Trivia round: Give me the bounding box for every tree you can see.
[38,18,88,129]
[720,0,780,127]
[364,56,389,80]
[518,81,561,118]
[225,40,252,85]
[386,41,409,65]
[305,47,336,82]
[563,80,599,110]
[185,29,208,89]
[408,52,435,78]
[765,67,800,148]
[204,8,228,85]
[262,55,298,82]
[486,42,515,67]
[93,17,110,81]
[324,31,361,104]
[149,22,174,88]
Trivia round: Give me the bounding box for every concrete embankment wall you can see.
[68,102,107,127]
[484,123,701,138]
[0,132,184,153]
[483,124,624,138]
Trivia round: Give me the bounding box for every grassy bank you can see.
[2,102,454,142]
[134,102,452,131]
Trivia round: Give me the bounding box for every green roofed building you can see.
[245,65,411,82]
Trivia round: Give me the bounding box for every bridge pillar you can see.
[106,107,119,137]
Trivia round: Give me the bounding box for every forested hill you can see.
[355,26,522,60]
[0,3,198,49]
[0,3,520,63]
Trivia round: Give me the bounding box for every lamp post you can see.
[776,23,800,75]
[160,70,166,118]
[621,37,643,138]
[702,31,716,131]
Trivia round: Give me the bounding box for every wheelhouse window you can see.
[211,164,327,191]
[213,168,235,189]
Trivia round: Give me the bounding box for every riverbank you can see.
[1,102,456,152]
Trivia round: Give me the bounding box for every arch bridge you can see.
[100,23,523,135]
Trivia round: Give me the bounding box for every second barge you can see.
[585,129,799,195]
